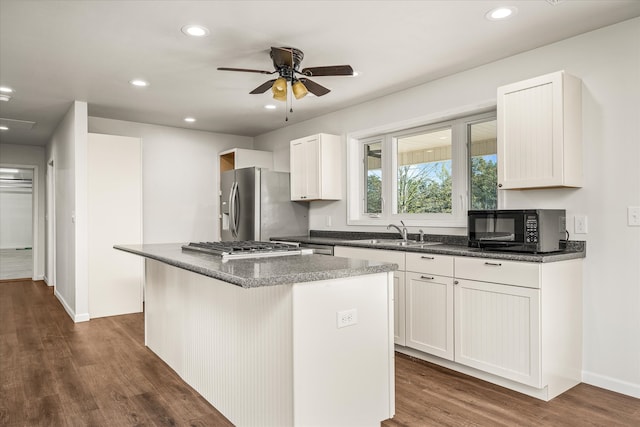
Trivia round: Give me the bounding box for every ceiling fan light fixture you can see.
[272,77,288,101]
[292,80,308,99]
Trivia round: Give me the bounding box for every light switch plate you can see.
[628,206,640,226]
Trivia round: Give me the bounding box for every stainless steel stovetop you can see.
[182,240,312,260]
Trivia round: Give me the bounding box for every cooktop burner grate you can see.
[182,240,311,260]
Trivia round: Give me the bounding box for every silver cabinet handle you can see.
[421,256,435,260]
[420,275,435,280]
[484,262,502,266]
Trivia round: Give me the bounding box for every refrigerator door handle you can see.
[231,181,241,239]
[229,181,237,238]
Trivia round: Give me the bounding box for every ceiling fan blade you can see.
[301,65,354,77]
[217,67,275,75]
[270,47,294,68]
[250,79,277,94]
[300,78,331,97]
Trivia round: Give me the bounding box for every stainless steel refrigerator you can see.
[220,167,309,241]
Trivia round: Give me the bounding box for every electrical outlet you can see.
[326,215,332,227]
[336,309,357,328]
[574,215,588,234]
[629,206,640,226]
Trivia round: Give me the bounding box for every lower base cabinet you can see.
[454,278,541,387]
[405,272,454,360]
[335,245,583,401]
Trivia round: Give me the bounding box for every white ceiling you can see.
[1,0,639,147]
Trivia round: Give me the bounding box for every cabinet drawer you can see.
[405,252,453,276]
[334,246,405,270]
[455,257,540,288]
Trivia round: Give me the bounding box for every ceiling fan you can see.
[218,47,354,101]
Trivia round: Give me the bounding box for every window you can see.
[469,119,498,210]
[364,140,382,214]
[348,111,497,227]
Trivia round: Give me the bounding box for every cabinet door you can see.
[454,279,541,387]
[393,271,406,346]
[290,136,320,200]
[497,72,564,189]
[303,136,321,200]
[290,139,307,200]
[405,272,454,360]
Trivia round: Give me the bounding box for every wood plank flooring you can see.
[1,279,638,426]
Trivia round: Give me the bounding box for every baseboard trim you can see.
[582,371,640,399]
[54,289,90,323]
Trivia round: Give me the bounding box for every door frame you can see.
[0,162,39,280]
[46,159,56,288]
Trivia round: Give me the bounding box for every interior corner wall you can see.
[45,100,89,322]
[87,117,253,243]
[0,143,46,278]
[253,18,640,398]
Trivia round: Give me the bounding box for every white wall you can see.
[88,117,253,243]
[0,143,46,278]
[46,101,89,322]
[254,18,640,397]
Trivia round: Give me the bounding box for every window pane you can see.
[396,128,452,214]
[469,119,497,210]
[365,142,382,214]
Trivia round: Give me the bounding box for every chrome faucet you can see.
[387,221,408,241]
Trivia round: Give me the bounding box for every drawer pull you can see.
[421,256,435,260]
[484,262,502,267]
[420,275,435,280]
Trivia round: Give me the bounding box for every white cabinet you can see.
[454,278,541,387]
[334,245,582,401]
[290,133,342,201]
[405,253,454,360]
[219,148,273,172]
[453,256,582,399]
[497,70,582,189]
[334,246,405,345]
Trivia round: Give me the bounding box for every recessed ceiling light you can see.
[0,126,9,131]
[0,94,11,102]
[181,24,210,37]
[184,117,196,123]
[129,79,149,87]
[0,86,13,93]
[264,104,277,110]
[485,6,517,21]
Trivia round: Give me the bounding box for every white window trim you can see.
[347,101,497,227]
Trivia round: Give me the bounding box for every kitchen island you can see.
[115,243,397,427]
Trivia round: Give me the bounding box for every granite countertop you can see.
[272,232,586,263]
[114,243,397,288]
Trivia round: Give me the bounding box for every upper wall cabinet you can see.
[219,148,273,172]
[497,71,582,189]
[290,133,342,201]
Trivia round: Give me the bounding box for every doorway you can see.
[0,166,34,280]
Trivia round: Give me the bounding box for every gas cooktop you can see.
[181,240,312,260]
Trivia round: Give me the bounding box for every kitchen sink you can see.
[346,239,442,247]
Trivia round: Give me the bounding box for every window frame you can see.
[347,108,498,228]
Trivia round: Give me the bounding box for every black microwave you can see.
[468,209,567,253]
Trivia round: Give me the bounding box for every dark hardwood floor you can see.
[1,280,638,426]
